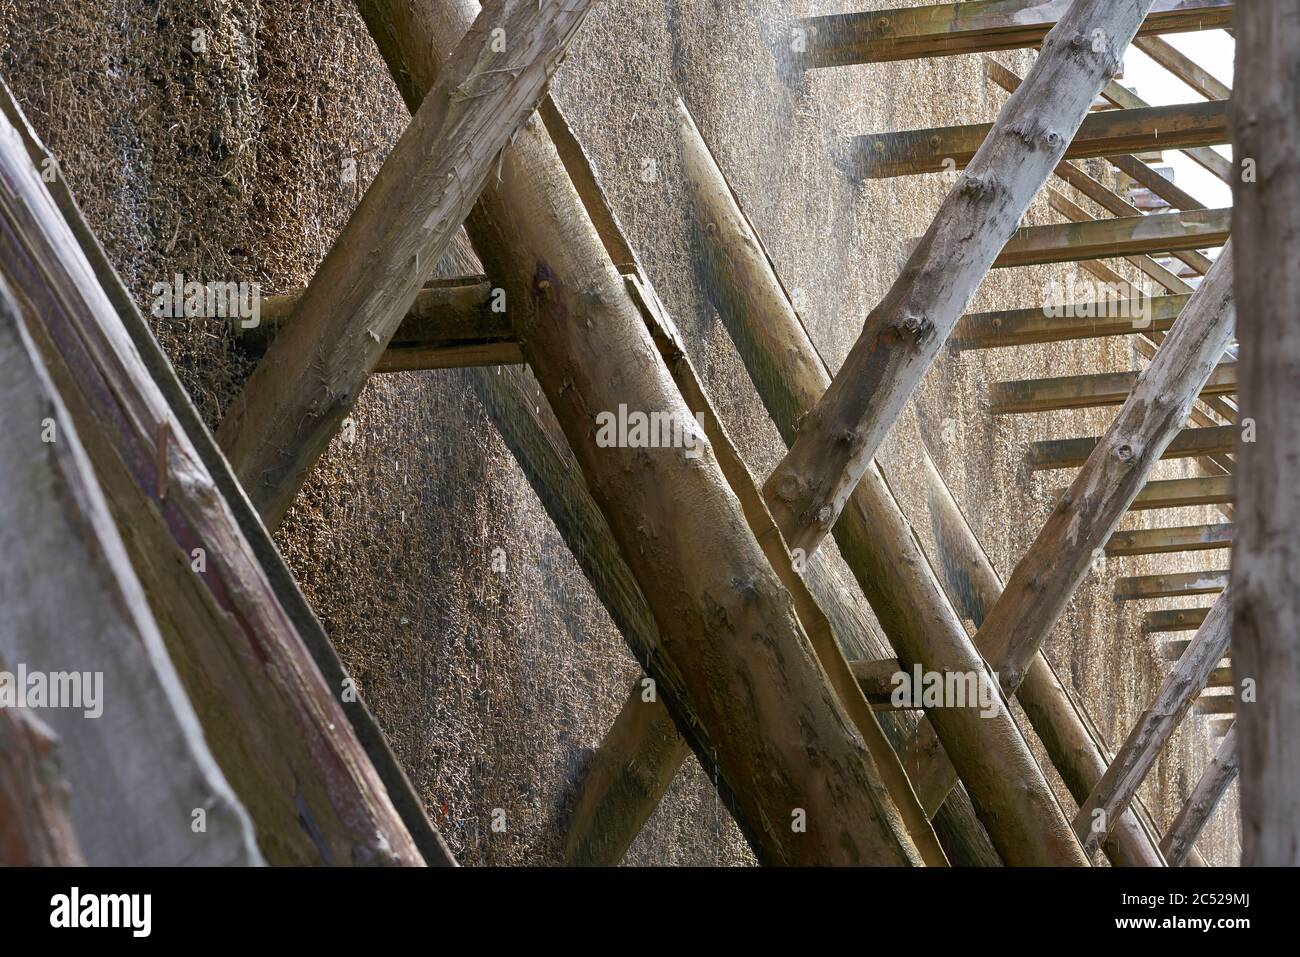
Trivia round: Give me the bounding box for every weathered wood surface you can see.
[763,0,1158,561]
[357,0,940,866]
[1193,694,1236,715]
[0,695,83,866]
[991,363,1235,414]
[993,208,1229,269]
[795,1,1232,68]
[1106,522,1233,557]
[0,275,261,866]
[1161,723,1238,866]
[1146,608,1213,634]
[852,101,1227,179]
[1233,0,1300,866]
[1029,425,1235,470]
[680,101,1092,866]
[1114,570,1228,601]
[1133,35,1232,101]
[1075,591,1232,853]
[0,81,442,866]
[217,0,597,527]
[1130,476,1232,511]
[953,295,1189,350]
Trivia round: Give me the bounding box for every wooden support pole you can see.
[992,362,1235,414]
[0,694,83,866]
[1232,0,1300,866]
[906,249,1235,813]
[1076,592,1232,852]
[764,0,1160,561]
[1161,723,1238,866]
[1146,608,1212,634]
[993,208,1229,268]
[217,0,597,527]
[1114,570,1229,601]
[794,1,1232,68]
[0,80,446,867]
[1106,522,1233,556]
[852,101,1227,179]
[246,277,522,372]
[953,295,1189,350]
[1130,476,1233,510]
[0,276,262,866]
[1029,425,1235,470]
[681,101,1117,867]
[356,0,941,867]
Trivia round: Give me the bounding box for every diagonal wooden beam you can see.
[356,0,942,867]
[852,100,1227,179]
[0,82,443,866]
[1160,722,1238,866]
[1106,522,1233,556]
[765,0,1161,561]
[991,362,1235,414]
[1133,35,1232,102]
[1075,591,1232,852]
[1115,569,1229,601]
[794,1,1232,68]
[1233,0,1300,866]
[0,690,83,866]
[1099,69,1233,183]
[993,208,1229,268]
[217,0,597,527]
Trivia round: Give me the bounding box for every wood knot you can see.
[896,314,934,345]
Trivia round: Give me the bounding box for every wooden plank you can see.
[1161,723,1238,866]
[1106,522,1233,556]
[1128,476,1232,511]
[1233,0,1300,865]
[1145,608,1211,633]
[1161,639,1193,660]
[216,0,598,527]
[0,78,443,867]
[993,208,1230,268]
[1030,425,1234,470]
[1193,694,1236,715]
[851,100,1227,179]
[1075,591,1232,852]
[1114,569,1229,601]
[0,276,263,866]
[765,0,1161,562]
[1099,71,1233,183]
[992,362,1235,414]
[795,1,1232,68]
[953,295,1189,350]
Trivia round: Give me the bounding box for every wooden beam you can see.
[765,0,1161,561]
[1106,522,1233,556]
[0,276,263,865]
[0,79,445,866]
[1161,723,1238,866]
[246,278,522,372]
[1075,590,1232,852]
[679,103,1086,866]
[1130,475,1233,510]
[216,0,597,527]
[795,1,1232,68]
[1099,71,1233,183]
[1233,0,1300,865]
[1161,639,1193,660]
[1145,608,1211,634]
[1206,665,1235,688]
[0,693,83,866]
[1193,693,1236,715]
[993,208,1230,268]
[992,362,1235,414]
[1114,569,1229,601]
[953,295,1189,349]
[851,100,1227,179]
[1030,425,1235,470]
[1133,35,1232,101]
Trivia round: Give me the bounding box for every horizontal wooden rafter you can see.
[1105,522,1233,556]
[953,294,1189,349]
[994,208,1230,269]
[1114,569,1228,601]
[851,101,1226,178]
[1145,607,1211,633]
[794,1,1233,68]
[992,362,1235,414]
[1030,425,1234,470]
[1160,639,1193,660]
[1125,475,1233,511]
[1193,694,1236,715]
